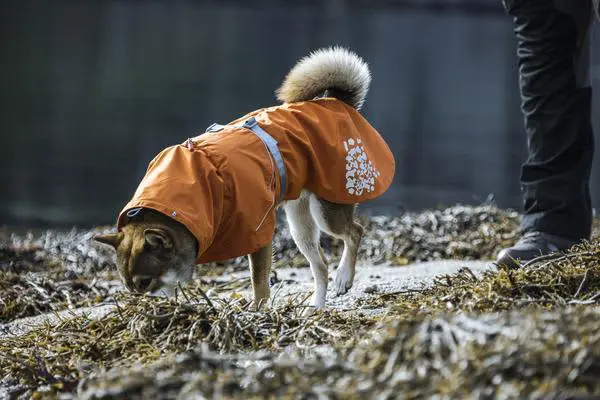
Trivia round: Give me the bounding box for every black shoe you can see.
[496,231,577,268]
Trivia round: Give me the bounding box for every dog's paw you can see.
[333,267,354,296]
[301,306,317,317]
[251,297,269,311]
[301,303,327,317]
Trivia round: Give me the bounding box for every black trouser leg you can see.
[504,0,595,241]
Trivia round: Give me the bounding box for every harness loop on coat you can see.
[205,123,225,132]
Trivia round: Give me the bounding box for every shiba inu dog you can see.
[95,47,395,311]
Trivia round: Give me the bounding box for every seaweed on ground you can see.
[2,240,600,399]
[2,205,600,399]
[0,270,119,323]
[56,308,600,399]
[0,229,121,322]
[1,203,520,323]
[274,203,521,269]
[0,287,373,391]
[360,241,600,315]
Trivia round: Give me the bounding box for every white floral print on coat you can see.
[343,138,381,196]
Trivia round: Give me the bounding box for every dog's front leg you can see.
[248,241,273,310]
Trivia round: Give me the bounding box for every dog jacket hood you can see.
[118,98,395,263]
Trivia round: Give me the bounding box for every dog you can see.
[94,47,395,311]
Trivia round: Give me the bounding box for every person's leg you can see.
[498,0,595,266]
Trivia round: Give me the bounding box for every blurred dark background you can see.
[1,0,599,228]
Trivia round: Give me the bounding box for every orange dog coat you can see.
[117,98,395,263]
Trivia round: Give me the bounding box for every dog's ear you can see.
[143,228,173,251]
[94,233,123,249]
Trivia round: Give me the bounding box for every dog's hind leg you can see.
[248,241,273,310]
[309,194,363,296]
[284,194,329,309]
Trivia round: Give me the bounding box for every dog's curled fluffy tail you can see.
[275,47,371,110]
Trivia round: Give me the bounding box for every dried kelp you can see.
[3,227,117,277]
[225,203,521,271]
[3,241,600,398]
[68,307,600,400]
[348,306,600,399]
[356,203,520,264]
[0,287,370,392]
[359,241,600,315]
[3,205,600,399]
[0,271,120,323]
[0,203,520,323]
[0,229,121,322]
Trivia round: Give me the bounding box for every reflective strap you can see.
[242,117,287,202]
[203,117,287,202]
[205,123,225,133]
[126,207,143,218]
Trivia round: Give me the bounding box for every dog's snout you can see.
[132,276,156,292]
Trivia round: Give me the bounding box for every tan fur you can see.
[95,209,197,293]
[275,46,371,110]
[95,47,369,311]
[282,191,363,310]
[248,241,273,309]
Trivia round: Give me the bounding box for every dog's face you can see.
[94,222,197,294]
